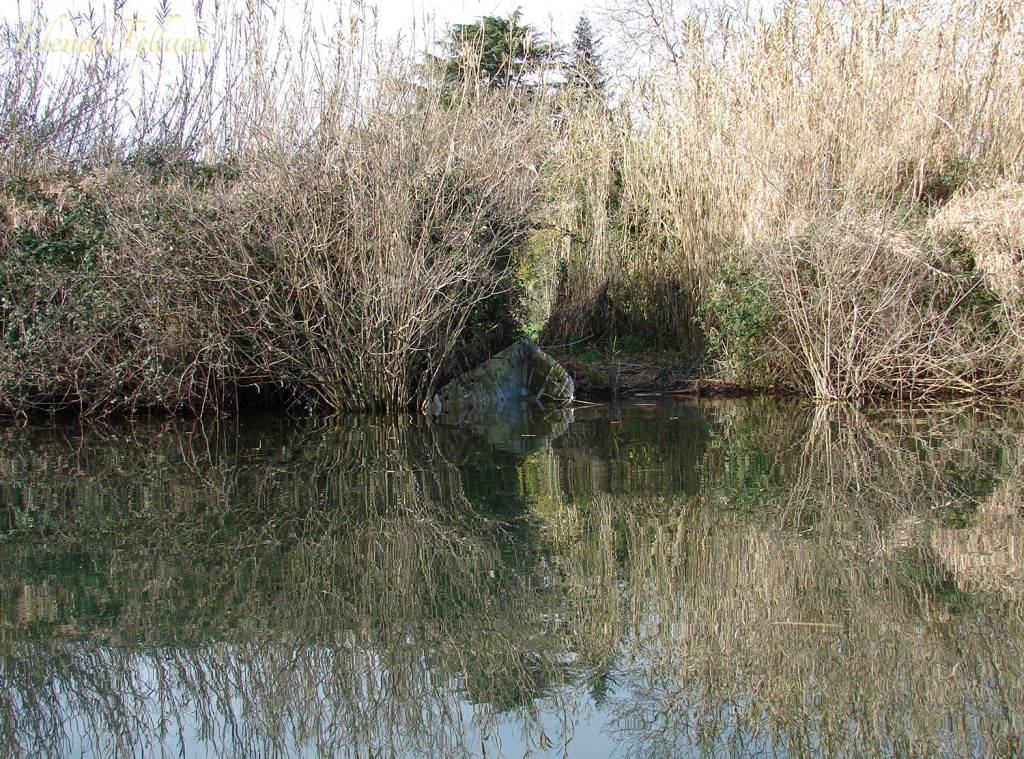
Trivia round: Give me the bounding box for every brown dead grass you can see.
[929,181,1024,301]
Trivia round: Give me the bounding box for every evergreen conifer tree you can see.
[433,10,556,92]
[568,14,606,95]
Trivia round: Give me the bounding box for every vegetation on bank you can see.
[1,0,1022,416]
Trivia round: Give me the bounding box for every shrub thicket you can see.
[1,8,549,414]
[2,0,1024,414]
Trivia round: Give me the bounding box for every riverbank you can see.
[2,0,1022,417]
[556,350,751,401]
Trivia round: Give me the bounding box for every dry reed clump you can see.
[542,100,702,351]
[928,181,1024,302]
[542,99,621,345]
[547,0,1024,384]
[726,206,1022,399]
[629,0,1024,243]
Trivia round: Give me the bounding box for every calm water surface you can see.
[2,399,1023,758]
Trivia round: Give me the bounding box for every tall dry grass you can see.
[619,0,1023,239]
[549,0,1024,396]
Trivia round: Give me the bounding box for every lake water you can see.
[2,399,1023,758]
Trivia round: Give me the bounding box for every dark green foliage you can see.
[612,333,653,353]
[0,168,259,416]
[918,232,1006,353]
[432,11,557,93]
[568,14,606,95]
[7,177,108,269]
[1,175,118,410]
[935,502,979,529]
[698,263,777,384]
[919,159,972,206]
[125,146,240,189]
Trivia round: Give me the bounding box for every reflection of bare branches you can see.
[3,402,1024,756]
[0,416,574,757]
[551,482,1024,756]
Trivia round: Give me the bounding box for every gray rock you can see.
[432,338,574,424]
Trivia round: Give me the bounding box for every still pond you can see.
[2,398,1023,757]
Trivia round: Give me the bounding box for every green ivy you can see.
[698,262,776,384]
[11,188,108,270]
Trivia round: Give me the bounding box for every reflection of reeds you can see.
[549,489,1024,755]
[542,401,1024,757]
[3,402,1024,756]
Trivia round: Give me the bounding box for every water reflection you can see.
[2,401,1023,757]
[434,403,574,455]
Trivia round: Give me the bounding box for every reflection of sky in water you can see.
[51,648,785,757]
[48,647,615,757]
[3,399,1024,757]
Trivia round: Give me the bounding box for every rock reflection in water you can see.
[435,403,574,455]
[1,401,1023,757]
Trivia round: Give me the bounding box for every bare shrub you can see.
[753,207,1021,399]
[0,6,551,415]
[238,87,548,411]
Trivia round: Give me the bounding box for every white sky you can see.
[0,0,599,47]
[378,0,596,39]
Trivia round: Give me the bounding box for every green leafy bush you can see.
[698,263,778,386]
